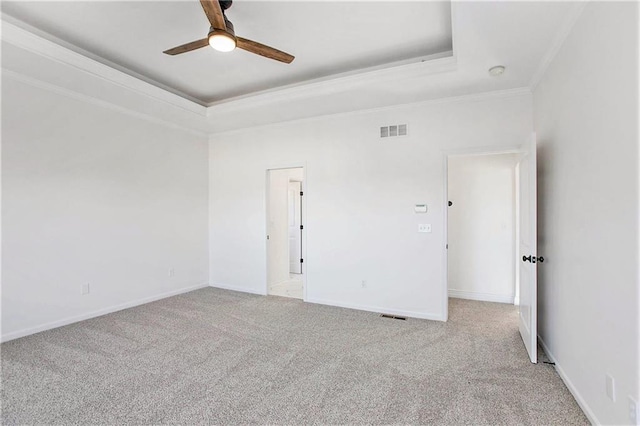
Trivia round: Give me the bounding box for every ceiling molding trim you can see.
[209,86,532,137]
[1,18,208,117]
[205,51,456,116]
[449,1,459,63]
[3,69,207,138]
[528,1,587,90]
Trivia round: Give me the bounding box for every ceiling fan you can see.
[163,0,294,64]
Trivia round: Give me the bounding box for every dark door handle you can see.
[522,255,532,263]
[522,255,544,263]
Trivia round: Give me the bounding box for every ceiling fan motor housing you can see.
[209,17,235,39]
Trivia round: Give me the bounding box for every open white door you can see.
[288,181,302,273]
[518,133,538,363]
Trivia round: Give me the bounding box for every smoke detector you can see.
[489,65,506,76]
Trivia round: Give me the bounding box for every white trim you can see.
[442,151,450,322]
[0,283,209,343]
[445,145,522,158]
[306,297,445,322]
[210,87,532,137]
[529,2,587,90]
[2,69,207,138]
[1,17,207,114]
[210,283,267,296]
[538,336,600,425]
[449,1,459,65]
[448,289,514,305]
[206,51,456,113]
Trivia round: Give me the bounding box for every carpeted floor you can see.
[1,288,587,425]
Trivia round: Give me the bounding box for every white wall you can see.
[533,2,639,424]
[448,154,517,303]
[209,93,532,319]
[1,76,209,341]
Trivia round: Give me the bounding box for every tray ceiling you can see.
[2,1,453,105]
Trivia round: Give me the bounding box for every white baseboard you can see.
[537,336,599,425]
[210,283,266,296]
[305,297,445,321]
[448,289,514,304]
[208,285,443,321]
[1,283,209,343]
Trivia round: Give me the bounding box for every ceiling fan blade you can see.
[163,38,210,55]
[237,37,294,64]
[200,0,226,30]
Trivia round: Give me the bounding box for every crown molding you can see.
[1,17,208,117]
[3,69,207,138]
[209,86,532,137]
[529,1,588,90]
[206,50,456,116]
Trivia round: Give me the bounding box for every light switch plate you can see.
[606,374,616,401]
[418,224,432,233]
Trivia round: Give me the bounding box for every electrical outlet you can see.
[418,224,432,233]
[81,283,90,295]
[169,268,175,277]
[606,374,616,402]
[630,396,638,424]
[361,280,367,288]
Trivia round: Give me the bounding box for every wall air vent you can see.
[380,124,408,138]
[380,314,407,320]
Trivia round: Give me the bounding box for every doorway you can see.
[446,152,520,304]
[266,167,304,299]
[445,136,539,363]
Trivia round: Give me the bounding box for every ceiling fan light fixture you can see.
[209,32,236,52]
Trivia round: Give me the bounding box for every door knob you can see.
[522,255,544,263]
[522,255,532,263]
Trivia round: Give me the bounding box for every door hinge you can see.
[300,225,304,230]
[300,258,304,263]
[300,191,304,196]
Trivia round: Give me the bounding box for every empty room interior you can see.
[1,1,638,425]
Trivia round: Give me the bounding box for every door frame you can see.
[265,163,307,301]
[442,145,521,321]
[288,180,303,274]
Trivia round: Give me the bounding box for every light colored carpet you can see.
[1,288,587,425]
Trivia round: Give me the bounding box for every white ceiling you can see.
[201,1,581,132]
[1,1,453,105]
[1,1,582,134]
